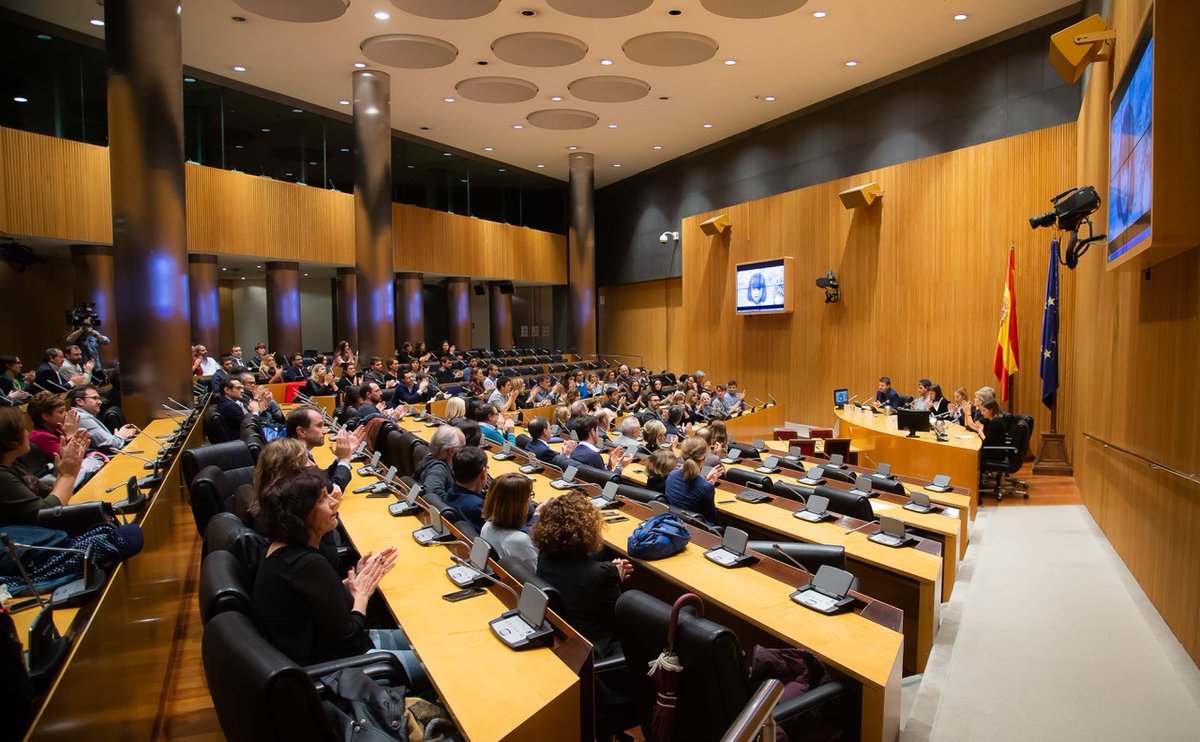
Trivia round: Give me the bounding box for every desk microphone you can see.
[771,544,812,576]
[1,534,70,685]
[450,556,519,602]
[844,519,878,536]
[166,396,194,412]
[111,449,163,489]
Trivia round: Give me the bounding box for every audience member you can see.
[209,355,234,394]
[281,353,306,383]
[912,379,933,410]
[390,370,430,409]
[214,376,261,440]
[227,345,247,373]
[443,396,467,424]
[256,353,283,384]
[664,437,722,525]
[0,355,32,405]
[0,407,88,524]
[332,341,356,369]
[305,364,336,397]
[445,446,488,532]
[477,403,516,446]
[36,347,87,392]
[25,392,78,461]
[64,317,110,366]
[241,373,285,425]
[414,425,465,502]
[192,345,219,376]
[60,345,95,386]
[66,384,137,451]
[481,473,540,573]
[927,383,949,415]
[286,406,361,492]
[643,448,677,494]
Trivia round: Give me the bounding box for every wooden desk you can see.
[836,408,980,519]
[485,453,904,742]
[313,447,584,741]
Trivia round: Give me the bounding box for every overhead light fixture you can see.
[608,123,618,128]
[550,96,563,101]
[340,147,350,152]
[374,11,390,20]
[513,124,523,129]
[221,267,227,271]
[844,60,858,67]
[13,96,28,103]
[36,34,52,40]
[498,168,506,172]
[256,265,262,268]
[444,97,455,102]
[308,161,317,165]
[954,13,969,21]
[613,163,622,167]
[354,62,367,68]
[260,127,271,133]
[484,146,493,151]
[304,273,309,277]
[652,145,663,150]
[443,152,452,157]
[764,96,776,101]
[567,145,578,150]
[233,65,247,72]
[813,10,827,18]
[724,59,737,66]
[703,123,713,128]
[184,77,196,83]
[536,164,545,168]
[292,108,303,113]
[241,276,246,280]
[235,144,244,149]
[89,19,105,27]
[339,99,350,105]
[600,58,613,65]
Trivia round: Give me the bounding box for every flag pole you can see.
[1034,238,1072,475]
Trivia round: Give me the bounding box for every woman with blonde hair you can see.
[664,436,723,525]
[305,364,336,398]
[641,419,666,454]
[443,395,467,423]
[257,353,283,384]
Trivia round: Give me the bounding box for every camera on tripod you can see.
[66,303,101,329]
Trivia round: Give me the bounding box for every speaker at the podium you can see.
[1049,14,1113,85]
[838,182,883,210]
[699,214,731,236]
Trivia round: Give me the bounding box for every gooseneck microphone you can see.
[771,544,811,576]
[845,519,879,536]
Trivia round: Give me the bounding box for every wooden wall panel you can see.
[598,278,683,372]
[0,257,76,364]
[644,124,1078,458]
[393,203,567,284]
[1071,0,1200,665]
[0,128,111,242]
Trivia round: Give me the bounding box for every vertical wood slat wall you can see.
[1072,0,1200,665]
[601,123,1077,457]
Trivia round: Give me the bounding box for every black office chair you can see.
[377,429,407,475]
[726,442,761,460]
[36,501,118,535]
[409,438,429,477]
[189,465,256,535]
[203,408,231,444]
[746,541,846,572]
[869,474,907,496]
[615,482,665,505]
[819,466,857,485]
[203,512,269,576]
[980,415,1031,502]
[814,484,874,522]
[614,591,849,742]
[99,405,126,433]
[723,468,773,492]
[203,611,431,742]
[198,550,253,625]
[183,441,256,487]
[770,480,810,505]
[573,463,618,487]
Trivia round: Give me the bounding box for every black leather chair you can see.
[203,513,269,576]
[980,414,1032,502]
[198,550,253,625]
[746,541,846,572]
[820,466,857,485]
[723,468,773,492]
[868,474,907,496]
[573,463,618,487]
[397,431,418,478]
[410,439,429,474]
[203,407,232,444]
[497,556,565,613]
[727,442,761,460]
[770,480,810,504]
[614,590,849,741]
[421,491,459,525]
[183,441,256,488]
[453,519,479,541]
[814,484,874,522]
[203,611,420,742]
[189,465,256,535]
[99,405,126,432]
[615,482,665,505]
[35,501,118,535]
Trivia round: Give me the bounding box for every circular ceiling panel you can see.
[622,32,718,67]
[361,34,459,69]
[568,75,650,103]
[234,0,348,22]
[526,109,599,130]
[699,0,807,19]
[455,76,539,103]
[492,32,589,67]
[388,0,500,20]
[546,0,653,18]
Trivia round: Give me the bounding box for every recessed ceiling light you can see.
[232,65,247,72]
[89,19,104,27]
[304,273,309,277]
[652,145,663,150]
[260,127,271,133]
[498,168,506,172]
[812,10,827,18]
[374,11,390,20]
[844,60,858,67]
[36,34,52,40]
[241,276,246,280]
[513,124,523,129]
[292,108,303,113]
[608,123,618,129]
[703,123,713,128]
[221,267,227,271]
[235,144,244,149]
[612,163,622,168]
[308,161,317,165]
[407,164,415,169]
[354,62,367,69]
[184,77,196,83]
[764,96,776,101]
[550,96,563,102]
[256,265,262,268]
[12,96,28,103]
[600,58,613,66]
[484,146,493,151]
[444,97,455,103]
[339,99,350,105]
[723,59,737,66]
[443,152,452,157]
[536,164,545,168]
[567,145,578,150]
[954,13,969,21]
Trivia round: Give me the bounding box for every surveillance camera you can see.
[659,231,679,245]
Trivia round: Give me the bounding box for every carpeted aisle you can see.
[903,505,1200,741]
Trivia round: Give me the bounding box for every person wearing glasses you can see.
[65,384,138,451]
[214,376,261,441]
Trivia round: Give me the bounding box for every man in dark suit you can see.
[210,355,235,394]
[662,405,685,439]
[285,406,362,492]
[444,446,488,533]
[281,353,306,383]
[875,376,902,408]
[525,416,576,470]
[568,415,607,470]
[214,376,259,441]
[34,347,85,393]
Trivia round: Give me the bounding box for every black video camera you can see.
[1029,186,1100,232]
[66,303,101,329]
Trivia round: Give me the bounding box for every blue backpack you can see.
[627,513,691,560]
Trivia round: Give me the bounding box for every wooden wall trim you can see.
[0,127,111,242]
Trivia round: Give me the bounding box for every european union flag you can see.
[1040,239,1060,408]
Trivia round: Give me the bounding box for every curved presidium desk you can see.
[836,408,980,517]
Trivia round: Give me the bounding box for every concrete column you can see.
[70,244,119,360]
[395,272,425,349]
[353,69,394,360]
[266,261,302,355]
[568,152,596,357]
[335,267,358,350]
[105,0,191,423]
[445,277,472,351]
[187,254,219,353]
[488,282,514,349]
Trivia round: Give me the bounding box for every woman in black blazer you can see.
[927,384,950,416]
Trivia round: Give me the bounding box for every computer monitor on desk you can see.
[897,409,932,438]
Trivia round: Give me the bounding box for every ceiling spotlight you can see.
[260,127,271,133]
[513,124,523,129]
[304,273,309,277]
[256,265,262,268]
[443,152,452,156]
[652,145,663,150]
[241,276,246,280]
[184,77,196,83]
[954,13,968,21]
[723,59,737,66]
[844,60,858,67]
[339,99,350,105]
[600,58,613,65]
[608,123,618,129]
[235,144,245,149]
[812,10,827,18]
[374,11,390,20]
[498,168,506,172]
[536,164,545,168]
[36,34,52,40]
[13,96,28,103]
[567,145,578,150]
[613,163,622,167]
[764,96,776,101]
[308,161,317,165]
[340,147,350,152]
[550,96,563,101]
[292,108,303,113]
[444,97,455,102]
[221,267,227,271]
[89,19,105,27]
[703,123,713,128]
[354,62,367,68]
[484,146,493,151]
[233,65,247,72]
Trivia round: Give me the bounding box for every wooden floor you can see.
[155,474,1080,741]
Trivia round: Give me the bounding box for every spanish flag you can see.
[993,246,1019,402]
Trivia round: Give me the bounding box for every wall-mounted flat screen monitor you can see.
[735,257,792,315]
[1107,28,1153,265]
